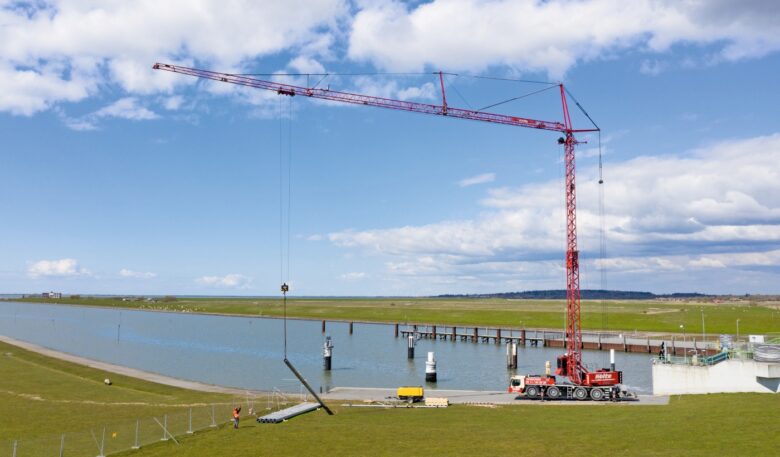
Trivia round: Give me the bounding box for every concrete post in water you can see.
[610,349,616,371]
[407,334,415,359]
[425,352,437,382]
[323,335,334,370]
[506,342,518,368]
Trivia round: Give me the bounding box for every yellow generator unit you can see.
[397,386,424,403]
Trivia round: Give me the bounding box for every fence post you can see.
[210,405,217,427]
[188,408,193,434]
[59,434,65,457]
[132,419,140,449]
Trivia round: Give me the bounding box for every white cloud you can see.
[2,1,778,117]
[28,258,89,278]
[62,97,159,130]
[196,273,251,288]
[458,172,495,187]
[340,272,367,280]
[0,0,349,115]
[162,95,184,110]
[329,133,780,292]
[348,0,780,76]
[119,268,157,279]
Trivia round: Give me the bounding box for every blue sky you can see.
[1,0,780,296]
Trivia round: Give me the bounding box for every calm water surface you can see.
[0,301,653,393]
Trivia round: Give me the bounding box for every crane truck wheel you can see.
[546,386,561,399]
[573,387,588,400]
[525,386,540,398]
[590,388,605,401]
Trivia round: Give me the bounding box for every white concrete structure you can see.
[653,359,780,395]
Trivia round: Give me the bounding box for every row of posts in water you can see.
[321,321,618,383]
[319,319,718,356]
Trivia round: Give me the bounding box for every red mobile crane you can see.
[153,63,623,400]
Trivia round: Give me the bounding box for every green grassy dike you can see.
[1,338,779,456]
[0,340,229,440]
[8,296,780,335]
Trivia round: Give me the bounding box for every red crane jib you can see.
[152,62,605,387]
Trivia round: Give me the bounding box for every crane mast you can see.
[153,62,597,386]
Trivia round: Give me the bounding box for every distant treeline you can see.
[435,290,709,300]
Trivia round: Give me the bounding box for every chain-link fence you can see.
[2,391,307,457]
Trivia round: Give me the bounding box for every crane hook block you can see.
[281,283,289,293]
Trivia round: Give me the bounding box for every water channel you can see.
[0,301,654,393]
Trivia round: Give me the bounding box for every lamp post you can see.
[700,308,706,338]
[680,324,686,363]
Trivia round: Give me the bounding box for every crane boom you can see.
[153,62,600,385]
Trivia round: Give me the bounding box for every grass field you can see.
[9,296,780,335]
[0,340,230,441]
[1,339,779,456]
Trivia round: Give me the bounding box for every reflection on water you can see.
[0,301,653,393]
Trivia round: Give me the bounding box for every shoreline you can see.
[0,299,721,338]
[0,335,265,396]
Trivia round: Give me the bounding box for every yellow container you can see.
[397,386,424,401]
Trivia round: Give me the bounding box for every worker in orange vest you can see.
[233,406,241,429]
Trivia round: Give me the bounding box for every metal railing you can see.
[2,392,305,457]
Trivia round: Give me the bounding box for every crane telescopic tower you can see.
[152,62,620,396]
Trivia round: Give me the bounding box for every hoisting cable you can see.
[275,92,333,415]
[278,94,288,359]
[443,74,475,110]
[597,130,609,336]
[478,84,559,112]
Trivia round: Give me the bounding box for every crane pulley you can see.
[153,62,603,386]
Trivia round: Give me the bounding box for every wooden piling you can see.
[432,325,437,338]
[452,326,456,340]
[349,322,353,335]
[520,329,526,346]
[473,327,478,342]
[321,320,326,333]
[496,328,501,343]
[394,323,399,338]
